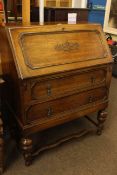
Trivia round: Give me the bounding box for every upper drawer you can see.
[30,68,106,102]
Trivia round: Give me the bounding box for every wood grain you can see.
[22,0,30,25]
[0,23,112,167]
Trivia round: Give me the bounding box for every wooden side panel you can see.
[0,26,23,122]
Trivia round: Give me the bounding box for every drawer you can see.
[30,69,106,102]
[26,87,107,123]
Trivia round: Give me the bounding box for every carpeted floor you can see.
[4,77,117,175]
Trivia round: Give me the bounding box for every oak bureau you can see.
[0,23,112,166]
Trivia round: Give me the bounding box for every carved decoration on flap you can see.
[55,41,79,52]
[19,30,108,70]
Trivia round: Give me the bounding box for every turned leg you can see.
[97,110,107,135]
[21,138,33,166]
[0,118,4,174]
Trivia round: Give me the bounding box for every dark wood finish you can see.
[3,0,17,23]
[31,7,89,22]
[27,87,107,122]
[0,79,4,174]
[47,7,88,22]
[0,23,112,166]
[30,68,106,102]
[32,129,90,157]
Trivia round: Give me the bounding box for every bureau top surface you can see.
[7,23,112,79]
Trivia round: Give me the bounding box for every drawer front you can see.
[31,69,106,102]
[26,87,107,123]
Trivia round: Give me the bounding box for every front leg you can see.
[0,118,4,174]
[97,110,107,135]
[21,138,33,166]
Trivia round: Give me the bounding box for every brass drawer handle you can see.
[47,107,53,117]
[89,96,94,103]
[47,84,52,96]
[91,76,96,84]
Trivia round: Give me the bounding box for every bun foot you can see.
[21,138,33,166]
[97,110,107,136]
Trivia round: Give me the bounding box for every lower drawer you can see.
[26,87,107,123]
